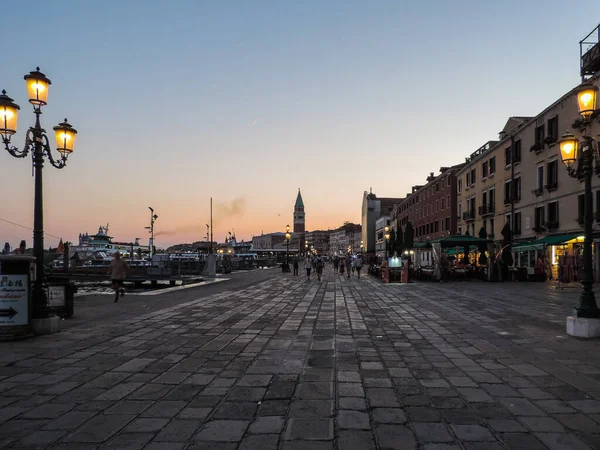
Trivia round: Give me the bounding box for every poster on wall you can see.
[0,274,28,326]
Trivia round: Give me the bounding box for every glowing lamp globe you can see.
[0,90,20,137]
[558,133,579,171]
[577,83,598,119]
[53,119,77,156]
[24,67,51,106]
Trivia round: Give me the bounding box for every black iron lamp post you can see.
[384,226,390,260]
[559,82,600,319]
[282,224,291,272]
[360,240,364,254]
[0,68,77,322]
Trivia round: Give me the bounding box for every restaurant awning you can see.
[430,235,490,247]
[512,233,583,252]
[414,241,432,248]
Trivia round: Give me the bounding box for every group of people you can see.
[333,254,363,278]
[292,254,326,281]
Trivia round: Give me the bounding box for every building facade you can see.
[293,189,306,252]
[329,223,362,255]
[361,190,402,253]
[375,215,391,257]
[305,230,330,255]
[252,232,286,250]
[394,165,463,243]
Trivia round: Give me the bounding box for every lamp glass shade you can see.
[286,224,290,232]
[24,68,51,106]
[53,119,77,155]
[385,233,390,240]
[558,133,579,170]
[285,233,291,240]
[577,84,598,119]
[0,91,20,136]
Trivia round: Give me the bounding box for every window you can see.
[514,212,521,236]
[578,194,585,225]
[445,217,450,232]
[436,200,439,212]
[482,191,487,209]
[436,182,440,192]
[447,177,450,187]
[489,156,496,175]
[466,172,471,187]
[458,179,462,193]
[458,202,462,217]
[434,221,439,233]
[514,139,522,162]
[490,218,495,237]
[535,124,545,143]
[483,219,487,232]
[458,226,462,235]
[447,195,449,209]
[546,160,558,190]
[505,146,512,166]
[441,197,445,210]
[547,201,559,227]
[536,165,544,192]
[514,177,521,201]
[482,161,488,178]
[504,180,511,205]
[505,213,511,226]
[547,115,558,142]
[471,168,476,184]
[596,191,600,220]
[489,188,495,208]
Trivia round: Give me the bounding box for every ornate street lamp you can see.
[360,240,364,254]
[282,224,291,272]
[384,226,390,260]
[560,82,600,336]
[1,68,77,332]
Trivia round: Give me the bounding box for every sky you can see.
[1,1,599,248]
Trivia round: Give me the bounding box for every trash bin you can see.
[47,282,77,319]
[0,256,35,340]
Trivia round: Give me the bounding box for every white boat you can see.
[69,225,149,259]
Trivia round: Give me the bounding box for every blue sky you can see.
[1,1,598,247]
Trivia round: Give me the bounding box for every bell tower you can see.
[293,189,305,233]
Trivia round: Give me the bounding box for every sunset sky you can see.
[1,1,597,248]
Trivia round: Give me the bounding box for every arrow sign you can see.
[0,307,17,319]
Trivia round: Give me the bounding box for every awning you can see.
[512,232,583,252]
[430,235,490,247]
[414,241,432,248]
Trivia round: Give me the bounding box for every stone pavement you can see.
[1,266,600,449]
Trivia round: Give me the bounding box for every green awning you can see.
[512,233,583,252]
[414,241,432,248]
[430,235,490,247]
[538,233,583,246]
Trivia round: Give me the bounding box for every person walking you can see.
[315,254,324,281]
[304,255,312,280]
[109,252,128,303]
[345,254,353,279]
[339,258,345,276]
[355,255,363,279]
[293,257,299,276]
[333,256,339,272]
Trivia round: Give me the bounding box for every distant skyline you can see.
[1,1,599,248]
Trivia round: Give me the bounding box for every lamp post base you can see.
[32,316,61,335]
[566,316,600,338]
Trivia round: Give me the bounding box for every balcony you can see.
[545,221,559,230]
[545,182,558,192]
[530,142,544,153]
[532,187,543,197]
[462,210,476,222]
[478,203,495,217]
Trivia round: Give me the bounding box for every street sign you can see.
[0,274,28,326]
[48,286,65,307]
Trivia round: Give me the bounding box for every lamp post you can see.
[384,226,390,260]
[146,207,158,258]
[282,224,291,272]
[360,240,364,254]
[559,82,600,337]
[1,68,77,330]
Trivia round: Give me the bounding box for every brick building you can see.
[394,165,464,242]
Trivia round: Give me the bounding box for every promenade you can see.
[1,267,599,449]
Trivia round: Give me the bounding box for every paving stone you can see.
[519,416,565,432]
[338,383,364,397]
[365,388,401,407]
[457,388,493,403]
[238,434,280,450]
[227,386,266,401]
[534,400,576,414]
[375,424,416,449]
[337,410,370,429]
[487,418,527,432]
[194,419,249,441]
[337,371,361,382]
[179,407,212,420]
[535,432,594,450]
[339,397,366,410]
[63,414,136,442]
[17,430,66,448]
[42,411,98,430]
[289,400,333,417]
[125,417,170,433]
[449,424,495,441]
[406,407,441,422]
[258,400,289,416]
[413,422,453,442]
[423,445,461,450]
[280,441,333,450]
[155,419,202,441]
[21,403,75,419]
[499,398,545,416]
[187,443,236,450]
[554,413,600,432]
[239,375,273,386]
[100,432,154,449]
[105,400,153,415]
[284,418,333,440]
[249,416,285,434]
[140,400,187,418]
[440,409,481,424]
[337,430,376,450]
[213,402,258,419]
[567,400,600,413]
[265,382,296,399]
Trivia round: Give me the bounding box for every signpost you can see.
[0,274,28,326]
